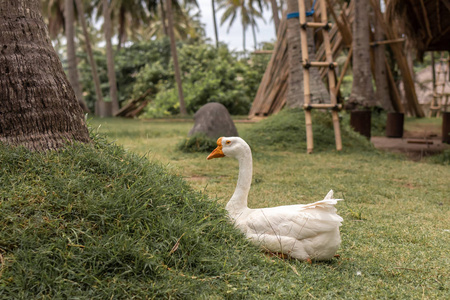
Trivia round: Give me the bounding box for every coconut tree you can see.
[145,0,199,115]
[101,0,119,115]
[0,0,90,151]
[269,0,280,34]
[219,0,249,51]
[74,0,106,115]
[372,3,393,112]
[165,0,187,115]
[109,0,150,50]
[145,1,204,40]
[347,0,376,109]
[286,0,329,107]
[42,0,89,112]
[219,0,266,51]
[248,0,265,49]
[64,0,88,112]
[212,0,220,47]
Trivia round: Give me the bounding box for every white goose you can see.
[207,137,343,261]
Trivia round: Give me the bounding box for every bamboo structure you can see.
[250,0,429,118]
[248,15,289,117]
[298,0,342,153]
[249,3,353,117]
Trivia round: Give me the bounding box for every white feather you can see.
[209,137,343,261]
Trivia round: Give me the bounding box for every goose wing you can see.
[244,191,343,240]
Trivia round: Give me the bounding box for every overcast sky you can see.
[195,0,277,52]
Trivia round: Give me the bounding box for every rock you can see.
[189,103,238,139]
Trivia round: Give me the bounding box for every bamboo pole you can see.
[320,0,342,151]
[298,0,314,153]
[336,46,353,93]
[370,0,424,117]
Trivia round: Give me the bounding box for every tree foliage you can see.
[78,40,270,116]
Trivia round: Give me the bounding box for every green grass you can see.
[1,113,449,298]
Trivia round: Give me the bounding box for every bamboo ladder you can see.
[297,0,342,153]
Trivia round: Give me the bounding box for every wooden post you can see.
[297,0,342,153]
[320,0,342,151]
[298,0,314,153]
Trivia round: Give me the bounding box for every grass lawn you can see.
[87,116,450,298]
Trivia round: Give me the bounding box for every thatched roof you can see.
[387,0,450,59]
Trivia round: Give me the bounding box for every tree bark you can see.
[74,0,105,114]
[286,0,329,108]
[102,0,119,115]
[166,0,187,115]
[304,0,329,104]
[372,5,393,112]
[212,0,219,47]
[64,0,89,112]
[251,22,257,50]
[270,0,280,35]
[286,0,304,108]
[348,0,376,109]
[0,0,90,151]
[242,23,246,53]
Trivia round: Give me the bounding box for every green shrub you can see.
[178,133,217,153]
[140,43,268,117]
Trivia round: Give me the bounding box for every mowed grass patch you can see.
[1,137,305,298]
[64,115,450,299]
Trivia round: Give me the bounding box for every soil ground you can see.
[371,122,449,161]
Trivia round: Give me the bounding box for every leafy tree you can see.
[144,1,204,40]
[136,43,269,116]
[218,0,266,51]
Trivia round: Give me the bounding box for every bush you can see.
[78,40,270,117]
[178,133,217,153]
[140,43,269,117]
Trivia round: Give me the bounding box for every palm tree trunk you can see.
[212,0,219,47]
[372,4,393,112]
[0,0,90,151]
[102,0,119,115]
[242,24,246,53]
[74,0,105,115]
[286,0,304,107]
[166,0,187,115]
[65,0,89,112]
[270,0,280,34]
[348,0,376,109]
[251,21,257,50]
[160,1,169,36]
[117,8,126,51]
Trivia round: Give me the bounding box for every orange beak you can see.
[207,137,225,160]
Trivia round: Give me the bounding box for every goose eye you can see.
[225,140,231,145]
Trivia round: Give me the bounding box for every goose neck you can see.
[226,151,252,217]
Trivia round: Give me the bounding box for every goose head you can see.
[207,137,250,160]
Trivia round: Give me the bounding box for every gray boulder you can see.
[189,103,238,139]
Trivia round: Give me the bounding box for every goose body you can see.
[207,137,343,261]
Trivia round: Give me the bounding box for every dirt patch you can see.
[371,128,449,161]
